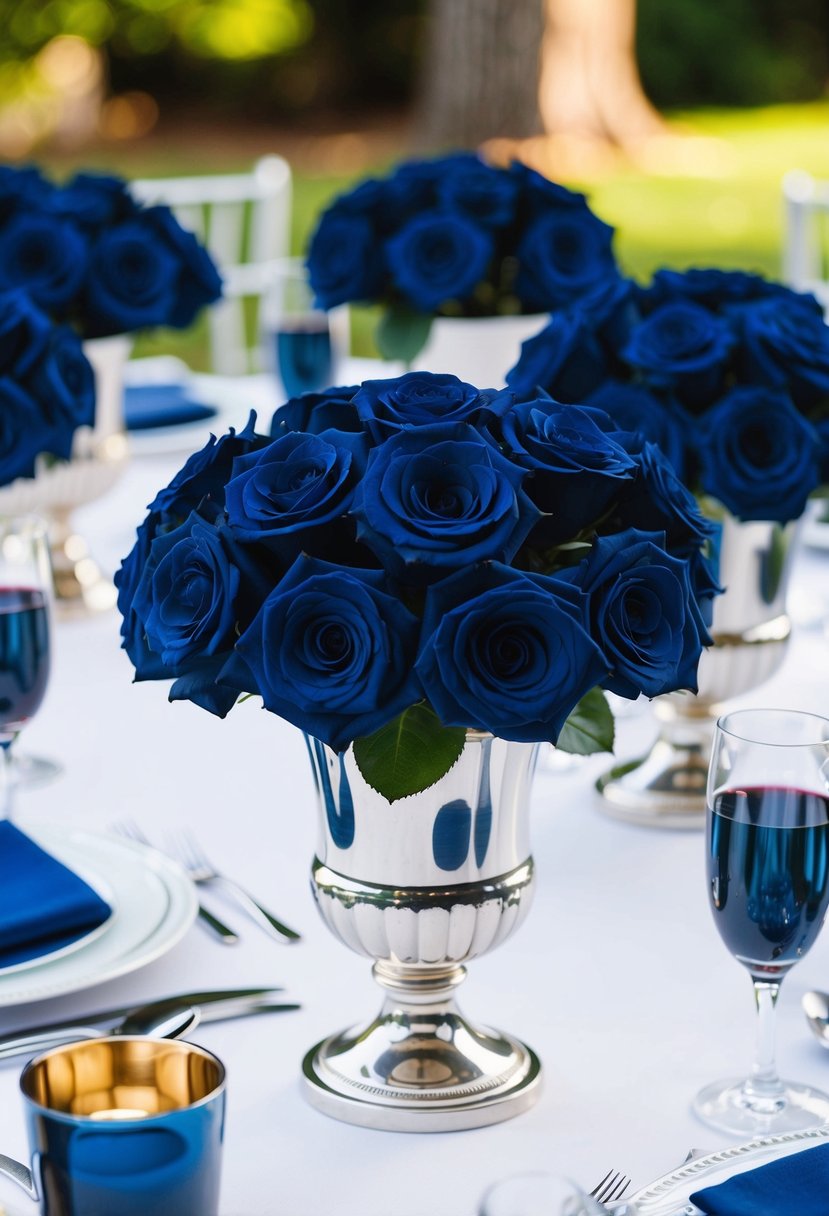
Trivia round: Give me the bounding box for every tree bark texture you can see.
[539,0,664,146]
[414,0,544,150]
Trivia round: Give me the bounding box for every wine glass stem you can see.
[0,739,15,821]
[744,978,786,1107]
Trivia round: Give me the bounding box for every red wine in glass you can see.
[708,785,829,975]
[0,587,50,737]
[695,708,829,1136]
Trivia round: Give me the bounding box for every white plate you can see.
[0,825,198,1007]
[626,1125,829,1215]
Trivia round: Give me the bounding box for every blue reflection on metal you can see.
[432,799,471,871]
[312,738,355,850]
[474,738,492,867]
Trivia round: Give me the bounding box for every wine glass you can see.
[0,516,52,820]
[262,260,333,399]
[479,1172,603,1216]
[694,707,829,1135]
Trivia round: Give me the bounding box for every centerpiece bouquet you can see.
[0,288,94,484]
[0,164,222,339]
[117,369,718,801]
[505,267,829,523]
[306,153,621,366]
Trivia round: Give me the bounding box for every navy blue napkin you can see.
[690,1141,829,1215]
[0,822,112,968]
[124,383,217,431]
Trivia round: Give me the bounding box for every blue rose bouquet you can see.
[0,288,95,485]
[506,268,829,525]
[306,154,621,363]
[0,165,222,339]
[117,371,718,801]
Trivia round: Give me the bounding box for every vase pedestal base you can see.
[596,721,713,829]
[302,963,541,1132]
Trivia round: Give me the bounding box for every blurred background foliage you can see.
[0,0,827,364]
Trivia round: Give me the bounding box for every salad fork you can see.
[590,1171,631,1206]
[172,831,302,944]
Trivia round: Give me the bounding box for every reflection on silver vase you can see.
[303,731,542,1132]
[598,514,799,828]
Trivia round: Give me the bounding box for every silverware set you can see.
[114,821,301,945]
[0,987,299,1062]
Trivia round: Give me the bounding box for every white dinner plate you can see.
[625,1125,829,1215]
[0,824,198,1007]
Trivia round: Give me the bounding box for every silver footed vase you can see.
[303,731,542,1132]
[598,513,799,828]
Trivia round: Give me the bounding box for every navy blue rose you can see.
[575,275,639,348]
[306,207,384,309]
[506,310,606,403]
[436,156,518,227]
[27,328,95,460]
[612,442,716,555]
[0,379,50,485]
[149,413,272,527]
[500,399,636,545]
[270,385,362,441]
[642,268,803,314]
[116,508,169,683]
[562,529,712,699]
[816,415,829,483]
[85,217,179,335]
[352,371,512,442]
[515,210,618,312]
[352,421,539,582]
[416,562,608,743]
[224,429,366,560]
[695,387,821,524]
[739,298,829,410]
[621,301,735,409]
[387,211,493,312]
[0,290,50,376]
[130,511,272,717]
[54,173,136,228]
[0,214,88,313]
[584,381,686,476]
[0,167,51,221]
[220,556,422,751]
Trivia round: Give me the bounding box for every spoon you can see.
[802,990,829,1046]
[117,1004,201,1040]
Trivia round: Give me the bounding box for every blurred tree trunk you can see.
[414,0,544,149]
[539,0,664,146]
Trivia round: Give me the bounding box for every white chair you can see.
[132,155,293,375]
[782,169,829,314]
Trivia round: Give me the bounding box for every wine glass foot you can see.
[13,753,63,790]
[693,1076,829,1136]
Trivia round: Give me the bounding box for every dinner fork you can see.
[171,831,302,944]
[590,1170,631,1206]
[114,820,239,946]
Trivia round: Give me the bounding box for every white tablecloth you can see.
[0,374,828,1216]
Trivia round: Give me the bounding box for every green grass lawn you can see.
[43,99,829,364]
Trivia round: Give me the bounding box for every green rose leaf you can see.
[374,305,433,364]
[555,688,615,756]
[353,703,466,803]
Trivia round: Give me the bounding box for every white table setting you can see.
[0,355,824,1214]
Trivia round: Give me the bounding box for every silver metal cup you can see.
[302,731,542,1131]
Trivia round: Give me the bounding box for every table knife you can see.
[0,987,288,1055]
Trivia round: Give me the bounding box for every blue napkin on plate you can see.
[690,1141,829,1215]
[0,822,111,968]
[124,383,218,431]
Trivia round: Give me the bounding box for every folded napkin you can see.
[0,822,111,968]
[124,383,217,431]
[690,1141,829,1215]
